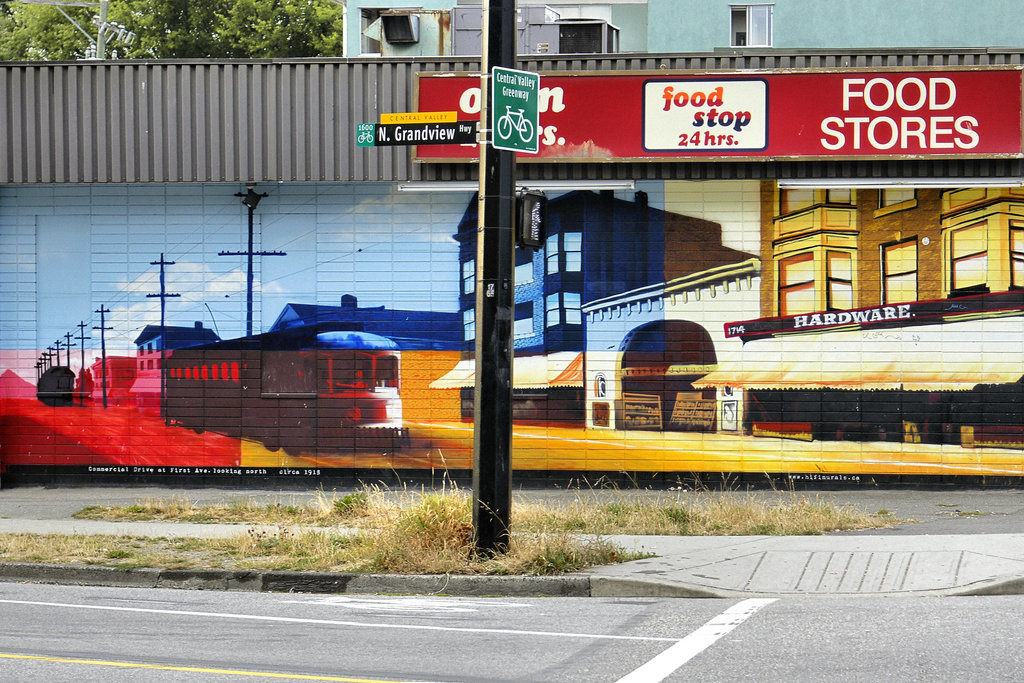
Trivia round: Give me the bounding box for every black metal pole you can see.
[473,0,517,555]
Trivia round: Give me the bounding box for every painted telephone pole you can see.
[76,321,90,404]
[148,254,180,423]
[219,187,285,338]
[472,0,517,555]
[93,305,111,408]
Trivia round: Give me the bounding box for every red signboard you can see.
[414,69,1023,162]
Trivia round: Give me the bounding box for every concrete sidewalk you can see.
[587,533,1024,597]
[2,485,1023,598]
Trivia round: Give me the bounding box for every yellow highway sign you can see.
[380,111,457,124]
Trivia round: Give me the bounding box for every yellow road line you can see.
[0,653,412,682]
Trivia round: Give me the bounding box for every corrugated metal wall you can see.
[2,49,1023,184]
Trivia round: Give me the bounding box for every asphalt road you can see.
[2,582,1024,682]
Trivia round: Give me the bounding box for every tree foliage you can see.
[0,0,345,61]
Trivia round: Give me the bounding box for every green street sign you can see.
[356,123,376,147]
[355,121,477,147]
[491,66,540,154]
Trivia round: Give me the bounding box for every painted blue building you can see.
[455,190,667,355]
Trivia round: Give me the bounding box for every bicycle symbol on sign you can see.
[496,105,534,143]
[356,128,375,145]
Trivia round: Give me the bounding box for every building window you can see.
[949,222,988,296]
[731,4,772,47]
[515,260,533,285]
[880,188,916,207]
[874,188,918,218]
[462,308,475,341]
[826,189,853,204]
[545,292,560,327]
[462,259,475,295]
[361,9,382,54]
[1012,224,1024,289]
[882,240,918,304]
[826,251,853,310]
[564,232,582,272]
[545,232,583,274]
[778,252,816,315]
[544,292,581,327]
[514,302,534,339]
[545,234,559,275]
[564,292,582,324]
[779,188,814,215]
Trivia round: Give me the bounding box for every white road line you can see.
[0,598,676,644]
[616,598,777,683]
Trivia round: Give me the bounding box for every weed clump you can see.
[369,491,474,573]
[333,491,370,519]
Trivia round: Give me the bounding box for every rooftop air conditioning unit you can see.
[382,13,420,44]
[558,19,619,54]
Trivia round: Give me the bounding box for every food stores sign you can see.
[414,69,1023,161]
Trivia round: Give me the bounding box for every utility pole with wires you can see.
[76,320,91,404]
[53,338,66,367]
[219,186,286,338]
[93,305,111,408]
[64,331,75,367]
[147,255,180,423]
[19,0,136,59]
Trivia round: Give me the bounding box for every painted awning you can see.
[429,352,583,390]
[694,317,1024,392]
[128,374,162,394]
[428,360,477,390]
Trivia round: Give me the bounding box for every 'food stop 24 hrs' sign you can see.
[491,66,540,153]
[643,78,768,152]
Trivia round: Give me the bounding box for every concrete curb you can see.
[0,562,591,597]
[949,575,1024,597]
[587,576,727,599]
[6,561,1024,598]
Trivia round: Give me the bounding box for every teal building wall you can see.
[648,0,1024,53]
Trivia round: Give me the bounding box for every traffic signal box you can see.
[516,191,547,249]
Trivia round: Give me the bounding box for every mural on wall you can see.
[3,180,1024,483]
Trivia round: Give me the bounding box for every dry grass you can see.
[72,485,894,536]
[514,491,888,536]
[5,488,631,575]
[4,485,897,575]
[73,490,372,527]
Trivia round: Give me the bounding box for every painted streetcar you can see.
[37,366,76,406]
[164,327,407,454]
